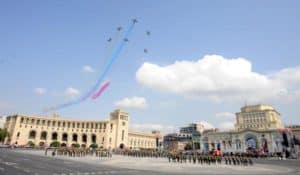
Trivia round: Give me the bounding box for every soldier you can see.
[236,156,240,165]
[217,156,222,165]
[232,157,236,165]
[200,155,203,165]
[188,154,192,163]
[248,158,253,166]
[193,154,196,164]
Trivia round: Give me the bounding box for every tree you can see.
[50,141,60,148]
[27,141,35,147]
[184,143,193,151]
[0,129,9,143]
[72,143,80,148]
[89,143,98,149]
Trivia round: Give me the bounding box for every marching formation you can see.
[45,148,112,158]
[167,153,254,166]
[114,149,254,166]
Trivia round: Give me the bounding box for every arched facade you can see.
[3,109,159,149]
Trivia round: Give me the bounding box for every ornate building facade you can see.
[4,109,159,150]
[204,104,297,153]
[0,116,6,129]
[235,104,283,130]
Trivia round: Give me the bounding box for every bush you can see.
[184,143,193,150]
[50,141,60,148]
[0,129,9,143]
[72,143,80,148]
[89,143,98,149]
[27,141,35,147]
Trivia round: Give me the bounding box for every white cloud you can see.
[214,112,235,119]
[130,123,174,134]
[34,88,47,95]
[82,65,95,73]
[65,87,80,98]
[198,121,214,129]
[218,121,235,131]
[136,54,300,103]
[115,96,147,109]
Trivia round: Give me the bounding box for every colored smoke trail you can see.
[91,81,110,99]
[45,22,136,112]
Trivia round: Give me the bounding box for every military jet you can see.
[144,49,148,53]
[146,31,151,36]
[124,38,129,42]
[107,38,112,42]
[132,18,138,24]
[117,26,122,31]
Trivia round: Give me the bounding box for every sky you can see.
[1,0,300,133]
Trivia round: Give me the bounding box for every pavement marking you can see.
[4,162,17,166]
[24,169,31,173]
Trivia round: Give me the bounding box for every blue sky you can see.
[1,0,300,132]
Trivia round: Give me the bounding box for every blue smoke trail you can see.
[46,22,135,112]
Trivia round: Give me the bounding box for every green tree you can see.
[72,143,80,148]
[89,143,98,149]
[27,141,35,147]
[184,143,193,150]
[0,129,9,143]
[50,141,61,148]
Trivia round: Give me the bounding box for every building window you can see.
[110,124,113,130]
[122,130,125,141]
[29,130,36,139]
[72,134,78,142]
[62,133,68,141]
[20,118,24,123]
[31,119,35,124]
[122,122,126,126]
[52,132,58,140]
[47,121,50,127]
[37,120,40,125]
[82,134,87,143]
[77,123,80,128]
[92,134,96,143]
[40,131,47,140]
[52,121,56,127]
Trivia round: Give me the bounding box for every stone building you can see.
[4,109,159,150]
[0,116,6,129]
[235,104,284,130]
[128,131,157,150]
[163,133,193,151]
[204,104,292,153]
